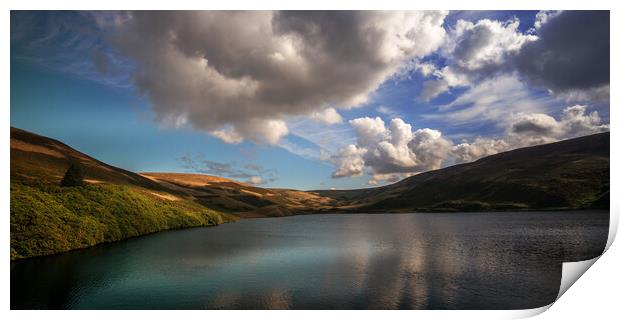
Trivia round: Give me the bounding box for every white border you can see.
[3,1,617,319]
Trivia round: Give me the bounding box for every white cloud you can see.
[333,105,608,179]
[350,117,390,147]
[332,144,366,178]
[532,10,562,31]
[368,173,414,185]
[420,18,536,101]
[210,127,244,144]
[239,119,289,145]
[420,77,450,102]
[452,138,510,163]
[506,105,609,147]
[409,128,453,171]
[211,118,289,145]
[311,108,343,124]
[413,61,440,77]
[557,105,610,137]
[246,176,264,185]
[444,18,536,72]
[332,117,452,178]
[112,11,448,144]
[452,105,609,163]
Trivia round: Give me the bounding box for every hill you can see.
[140,172,335,217]
[315,132,610,212]
[11,127,610,259]
[11,127,164,189]
[10,128,237,260]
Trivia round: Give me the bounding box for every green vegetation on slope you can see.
[11,127,239,260]
[10,181,237,260]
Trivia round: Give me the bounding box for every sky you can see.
[10,10,610,190]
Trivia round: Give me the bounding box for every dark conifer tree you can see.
[60,163,85,187]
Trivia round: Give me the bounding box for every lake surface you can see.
[11,211,609,310]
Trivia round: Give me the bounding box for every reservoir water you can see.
[11,211,609,309]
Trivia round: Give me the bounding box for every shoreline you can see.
[11,209,610,262]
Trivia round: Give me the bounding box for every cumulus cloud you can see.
[111,11,448,144]
[333,106,608,178]
[552,105,609,137]
[332,117,452,180]
[408,128,453,171]
[505,105,609,147]
[452,138,510,164]
[332,144,366,178]
[350,117,390,146]
[452,105,609,163]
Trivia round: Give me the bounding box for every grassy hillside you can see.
[10,128,237,260]
[316,132,610,212]
[11,182,236,260]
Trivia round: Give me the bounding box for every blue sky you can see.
[10,11,610,190]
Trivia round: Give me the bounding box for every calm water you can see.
[11,211,609,310]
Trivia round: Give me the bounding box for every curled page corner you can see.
[556,257,600,300]
[509,304,553,319]
[605,209,618,251]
